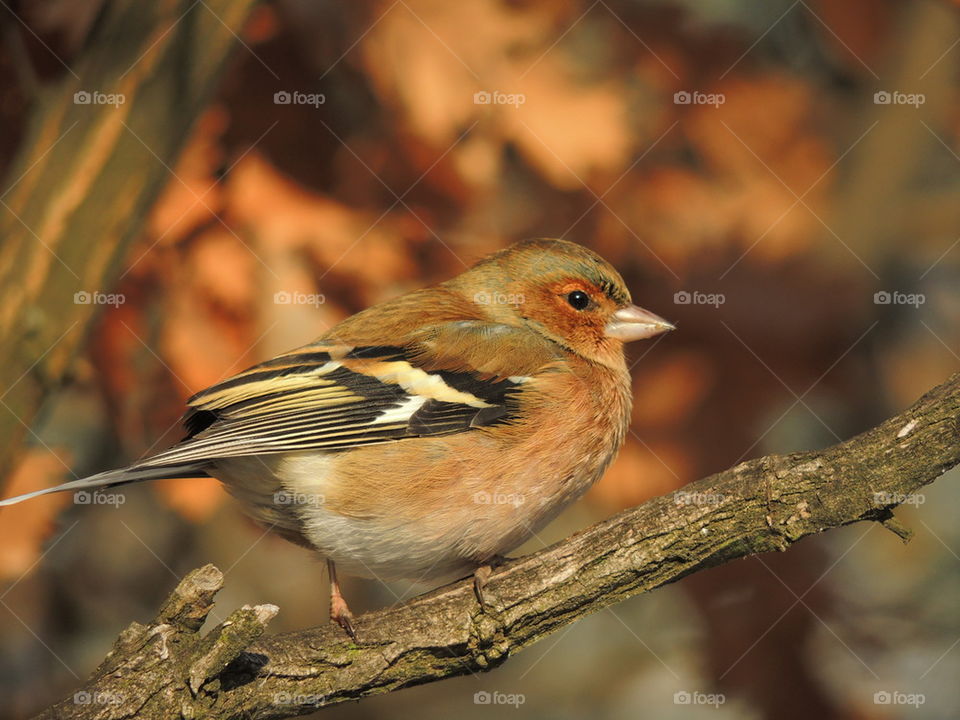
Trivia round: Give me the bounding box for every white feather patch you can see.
[371,395,427,425]
[371,361,493,407]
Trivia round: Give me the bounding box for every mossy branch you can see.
[32,374,960,720]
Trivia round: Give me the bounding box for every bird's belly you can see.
[287,428,618,581]
[211,415,623,582]
[212,453,478,579]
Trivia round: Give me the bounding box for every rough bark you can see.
[33,373,960,719]
[0,0,259,485]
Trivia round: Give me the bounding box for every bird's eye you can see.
[566,290,590,310]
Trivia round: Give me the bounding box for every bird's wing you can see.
[134,323,560,469]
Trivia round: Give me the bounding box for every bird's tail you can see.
[0,463,210,507]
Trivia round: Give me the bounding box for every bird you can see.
[0,238,674,637]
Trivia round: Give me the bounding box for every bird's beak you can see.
[605,304,675,341]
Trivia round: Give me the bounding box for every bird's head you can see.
[453,238,674,368]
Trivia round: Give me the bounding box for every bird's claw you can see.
[473,554,508,612]
[330,595,357,640]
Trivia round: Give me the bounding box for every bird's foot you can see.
[329,593,357,640]
[327,559,357,640]
[473,554,509,612]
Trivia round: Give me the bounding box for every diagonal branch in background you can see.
[33,373,960,720]
[0,0,259,486]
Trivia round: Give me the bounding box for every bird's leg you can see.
[327,559,356,640]
[473,554,509,611]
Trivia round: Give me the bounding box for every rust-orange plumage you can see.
[1,238,674,636]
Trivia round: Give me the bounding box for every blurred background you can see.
[0,0,959,718]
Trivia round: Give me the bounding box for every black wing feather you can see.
[141,342,526,469]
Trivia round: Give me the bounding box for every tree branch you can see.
[0,0,258,485]
[34,373,960,720]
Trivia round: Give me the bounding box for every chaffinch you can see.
[1,238,673,636]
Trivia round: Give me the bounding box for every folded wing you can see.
[134,340,531,469]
